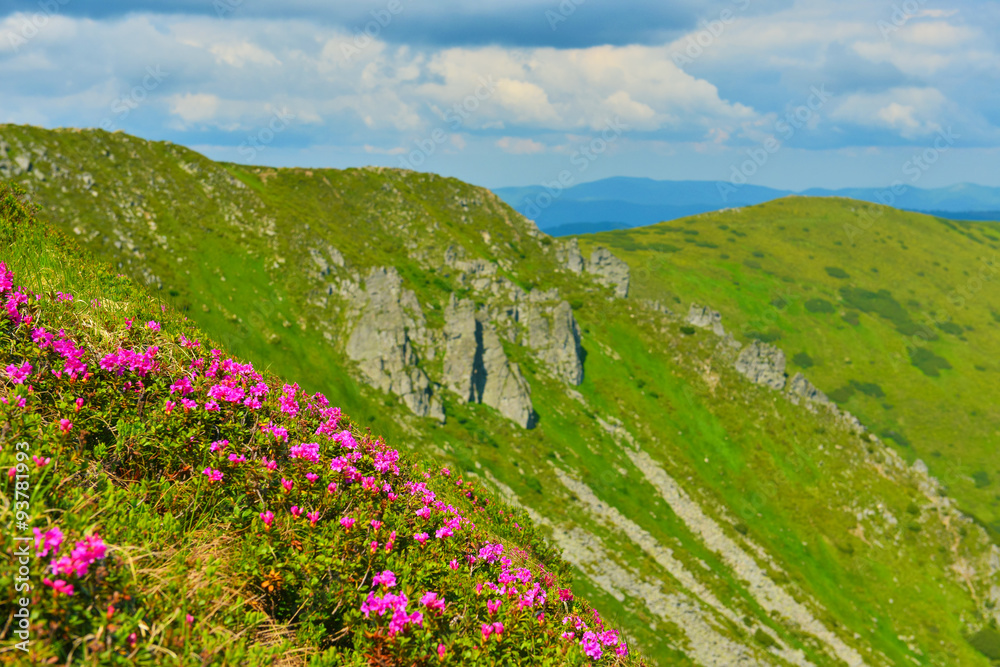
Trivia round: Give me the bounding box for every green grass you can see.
[2,126,999,665]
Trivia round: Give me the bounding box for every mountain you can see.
[0,184,623,665]
[494,177,1000,235]
[3,124,1000,665]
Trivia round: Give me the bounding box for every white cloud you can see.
[209,42,282,68]
[495,137,546,154]
[168,93,221,124]
[831,87,949,138]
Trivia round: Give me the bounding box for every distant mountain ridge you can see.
[494,177,1000,234]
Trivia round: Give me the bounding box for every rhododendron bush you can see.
[0,191,640,666]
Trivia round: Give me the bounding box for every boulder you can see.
[443,296,535,428]
[587,247,630,298]
[734,341,786,390]
[524,300,584,386]
[787,372,829,405]
[344,267,444,421]
[686,304,725,336]
[556,238,585,273]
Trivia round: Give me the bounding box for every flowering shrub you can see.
[0,218,640,666]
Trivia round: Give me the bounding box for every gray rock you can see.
[787,373,829,405]
[13,155,31,174]
[587,246,630,298]
[308,247,332,277]
[525,300,584,386]
[443,295,535,428]
[556,238,585,273]
[344,267,444,422]
[687,304,726,336]
[734,341,787,390]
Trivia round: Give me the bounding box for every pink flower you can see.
[307,511,319,526]
[261,457,278,471]
[435,526,453,539]
[146,320,161,331]
[74,397,84,412]
[416,506,431,520]
[487,598,502,616]
[437,644,446,660]
[5,362,31,384]
[43,577,74,596]
[204,400,219,412]
[581,631,602,659]
[32,455,50,468]
[289,442,320,463]
[260,511,274,529]
[420,592,446,613]
[616,641,629,657]
[340,517,356,530]
[227,453,246,464]
[186,613,195,626]
[373,570,397,588]
[369,540,379,554]
[164,400,176,414]
[440,467,451,476]
[370,520,383,531]
[210,440,229,453]
[327,481,338,494]
[558,588,574,602]
[385,531,396,552]
[202,468,223,483]
[33,527,64,557]
[280,478,294,493]
[125,318,134,329]
[492,622,504,639]
[481,623,493,641]
[290,506,303,518]
[413,532,429,545]
[58,419,73,434]
[448,560,459,570]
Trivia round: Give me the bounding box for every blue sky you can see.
[1,0,998,190]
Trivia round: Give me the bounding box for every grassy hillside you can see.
[3,125,1000,666]
[0,184,635,665]
[577,198,1000,535]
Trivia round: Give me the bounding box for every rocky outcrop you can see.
[524,299,584,386]
[687,304,725,336]
[734,341,786,390]
[787,372,829,405]
[556,238,585,273]
[587,247,630,298]
[343,267,444,421]
[443,296,535,428]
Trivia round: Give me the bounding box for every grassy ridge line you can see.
[0,184,638,666]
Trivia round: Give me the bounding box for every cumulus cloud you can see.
[830,87,950,138]
[495,136,546,154]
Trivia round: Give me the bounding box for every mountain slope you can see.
[2,124,1000,666]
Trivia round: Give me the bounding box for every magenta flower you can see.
[290,506,303,518]
[448,560,459,570]
[146,320,160,331]
[558,588,574,602]
[307,511,320,526]
[260,511,274,529]
[32,455,50,468]
[74,397,84,412]
[33,527,64,557]
[420,592,446,613]
[210,440,229,453]
[327,481,338,494]
[369,540,379,554]
[58,419,73,434]
[164,400,176,414]
[385,531,396,552]
[415,506,431,520]
[186,613,195,626]
[124,318,134,329]
[370,519,383,531]
[581,631,602,659]
[413,532,429,545]
[437,645,446,660]
[227,453,246,464]
[42,577,74,597]
[289,442,320,463]
[340,517,356,530]
[481,623,493,641]
[5,362,31,384]
[261,457,278,471]
[487,598,502,616]
[373,570,397,588]
[435,526,453,539]
[202,468,223,483]
[280,478,294,493]
[305,472,318,483]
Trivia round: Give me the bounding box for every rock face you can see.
[787,372,829,405]
[443,296,535,428]
[734,341,787,390]
[587,247,630,298]
[524,300,584,386]
[687,304,726,336]
[556,238,586,273]
[344,267,444,421]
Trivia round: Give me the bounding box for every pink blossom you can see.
[260,511,274,529]
[415,506,431,520]
[261,457,278,471]
[32,455,50,468]
[181,398,198,411]
[373,570,397,588]
[186,614,195,626]
[202,468,223,483]
[327,481,338,494]
[487,598,502,616]
[420,592,446,613]
[435,526,453,539]
[280,478,294,493]
[204,400,219,412]
[33,527,64,557]
[43,577,74,596]
[437,645,446,660]
[146,320,161,331]
[164,400,176,414]
[210,439,229,453]
[307,511,319,526]
[558,588,574,602]
[5,362,31,384]
[340,517,356,530]
[448,560,459,570]
[481,623,493,642]
[227,453,246,464]
[74,397,84,412]
[370,520,383,531]
[413,532,429,545]
[305,472,318,483]
[581,631,602,659]
[125,318,134,330]
[290,506,303,517]
[384,531,396,552]
[58,419,73,434]
[289,442,320,463]
[369,540,379,554]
